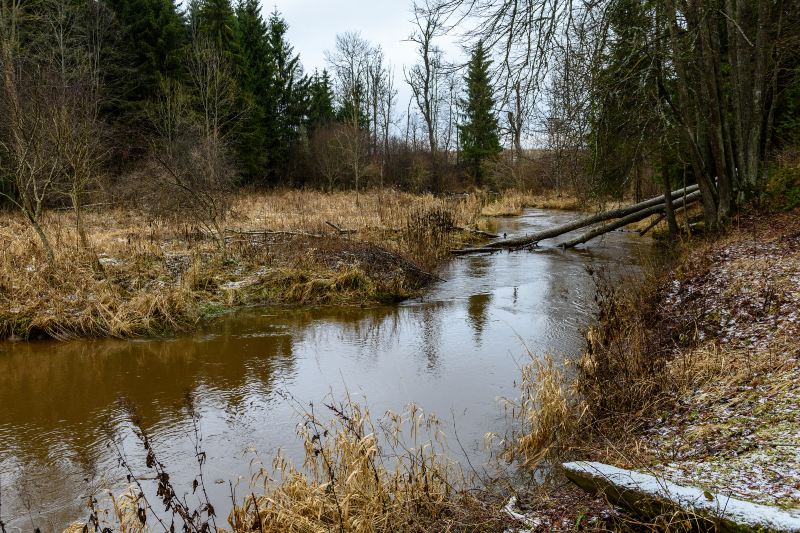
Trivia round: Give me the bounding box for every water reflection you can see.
[466,293,492,344]
[0,208,652,531]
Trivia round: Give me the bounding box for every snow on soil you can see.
[643,214,800,509]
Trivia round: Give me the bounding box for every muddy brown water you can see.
[0,209,654,531]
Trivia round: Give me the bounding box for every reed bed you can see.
[480,190,584,216]
[0,189,495,341]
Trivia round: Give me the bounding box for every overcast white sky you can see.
[270,0,417,74]
[268,0,465,110]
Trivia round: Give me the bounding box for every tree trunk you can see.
[29,216,56,266]
[660,156,679,237]
[452,185,700,254]
[560,191,702,249]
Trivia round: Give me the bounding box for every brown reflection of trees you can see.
[0,303,407,529]
[0,328,294,462]
[466,293,492,344]
[0,304,407,465]
[465,256,491,279]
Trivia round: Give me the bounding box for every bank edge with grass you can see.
[510,206,800,529]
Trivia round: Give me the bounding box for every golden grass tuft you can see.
[480,190,584,216]
[226,400,474,533]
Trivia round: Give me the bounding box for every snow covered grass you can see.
[501,207,800,526]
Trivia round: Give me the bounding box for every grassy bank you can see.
[480,190,586,216]
[0,189,500,341]
[511,206,800,526]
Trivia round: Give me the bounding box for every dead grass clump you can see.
[576,272,673,426]
[64,396,508,533]
[402,206,460,270]
[502,354,584,470]
[498,261,679,471]
[226,399,506,533]
[0,189,499,340]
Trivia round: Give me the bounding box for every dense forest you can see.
[2,0,800,255]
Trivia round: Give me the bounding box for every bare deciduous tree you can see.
[148,40,241,257]
[0,0,109,264]
[326,32,373,200]
[406,0,447,192]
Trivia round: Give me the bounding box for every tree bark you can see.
[660,155,679,237]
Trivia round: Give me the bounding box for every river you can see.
[0,208,653,531]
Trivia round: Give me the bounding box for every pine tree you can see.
[458,42,501,185]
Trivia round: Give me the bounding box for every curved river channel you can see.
[0,209,654,531]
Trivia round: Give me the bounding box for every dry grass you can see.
[480,190,584,216]
[500,353,584,470]
[0,189,496,340]
[66,399,509,533]
[226,399,507,533]
[502,207,800,524]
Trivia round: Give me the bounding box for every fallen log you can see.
[562,461,800,533]
[560,190,702,249]
[452,184,700,255]
[225,228,324,239]
[638,214,665,236]
[325,221,357,235]
[638,201,696,237]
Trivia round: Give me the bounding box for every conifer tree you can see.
[458,42,501,185]
[307,70,336,131]
[261,10,307,184]
[195,0,240,60]
[234,0,271,178]
[104,0,188,121]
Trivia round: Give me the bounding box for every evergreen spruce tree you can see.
[261,10,308,184]
[306,70,336,132]
[458,42,502,185]
[195,0,240,59]
[336,80,368,130]
[234,0,271,178]
[104,0,188,121]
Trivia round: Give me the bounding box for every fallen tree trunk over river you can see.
[560,190,701,249]
[452,184,701,255]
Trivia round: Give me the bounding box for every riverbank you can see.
[0,187,635,342]
[523,207,800,527]
[1,189,500,341]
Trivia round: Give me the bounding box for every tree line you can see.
[0,0,509,262]
[430,0,800,229]
[0,0,506,197]
[2,0,799,262]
